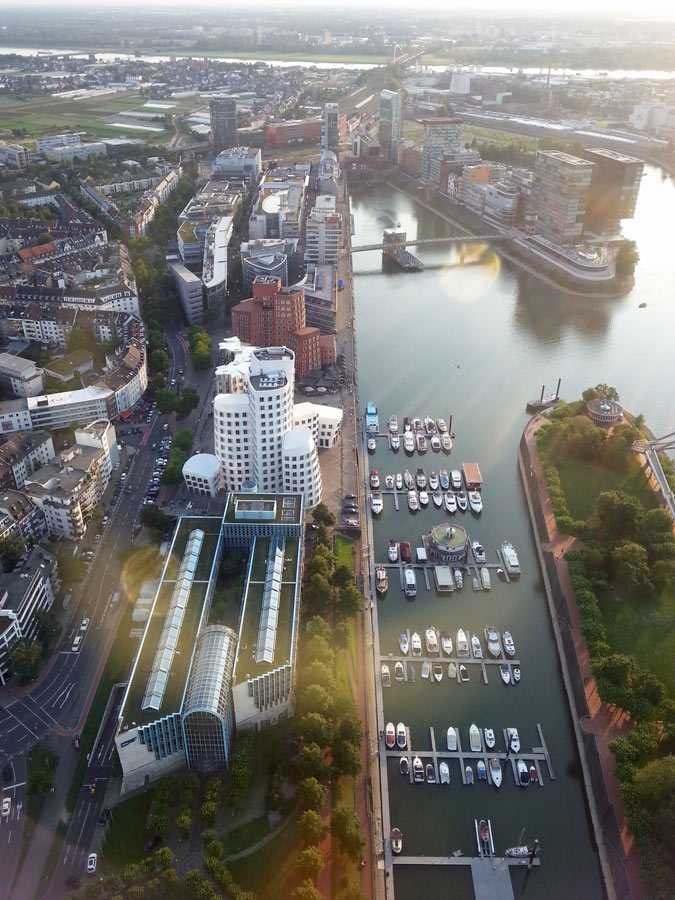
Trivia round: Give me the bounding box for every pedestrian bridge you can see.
[632,430,675,522]
[349,232,517,253]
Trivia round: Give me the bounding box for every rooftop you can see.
[429,522,469,550]
[224,492,302,525]
[43,349,93,379]
[0,352,35,376]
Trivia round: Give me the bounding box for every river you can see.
[348,163,674,899]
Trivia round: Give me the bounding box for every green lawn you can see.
[554,456,658,520]
[103,791,153,866]
[227,811,303,900]
[221,814,270,856]
[334,534,355,572]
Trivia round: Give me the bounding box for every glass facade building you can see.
[532,150,593,247]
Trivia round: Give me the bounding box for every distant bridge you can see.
[349,232,516,253]
[632,430,675,523]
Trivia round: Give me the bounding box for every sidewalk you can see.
[523,415,646,900]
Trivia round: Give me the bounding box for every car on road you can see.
[1,797,11,817]
[98,809,109,826]
[2,764,13,783]
[71,636,82,653]
[73,735,80,751]
[86,853,97,874]
[120,473,127,481]
[80,618,89,632]
[94,534,100,543]
[344,493,357,500]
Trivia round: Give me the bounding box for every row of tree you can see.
[187,326,212,371]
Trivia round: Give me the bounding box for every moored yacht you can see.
[432,662,443,682]
[394,661,405,681]
[367,437,376,452]
[418,490,429,507]
[385,722,395,748]
[441,433,453,452]
[395,472,403,491]
[430,434,441,452]
[425,626,439,654]
[385,474,394,490]
[500,664,511,684]
[471,634,483,658]
[432,489,443,508]
[399,757,409,776]
[415,468,427,489]
[407,490,419,512]
[426,763,436,783]
[517,759,530,787]
[369,469,380,489]
[403,431,415,453]
[485,626,501,658]
[437,418,448,433]
[465,765,474,785]
[453,568,463,589]
[371,491,383,515]
[391,433,400,450]
[501,541,521,576]
[459,664,469,682]
[403,416,412,433]
[388,415,399,434]
[469,724,482,752]
[388,540,399,562]
[439,761,450,784]
[440,631,453,656]
[450,470,462,489]
[490,758,503,788]
[447,726,458,751]
[448,661,457,679]
[398,632,409,655]
[413,756,424,782]
[429,471,439,490]
[477,760,487,781]
[472,541,486,563]
[456,629,469,657]
[391,828,403,855]
[416,433,427,453]
[503,631,515,657]
[469,490,483,514]
[444,491,457,514]
[424,416,436,435]
[480,567,491,590]
[381,664,391,687]
[507,727,520,753]
[403,469,414,489]
[375,566,388,594]
[411,631,422,656]
[439,469,449,490]
[421,661,430,679]
[484,728,495,749]
[396,723,407,749]
[456,490,468,511]
[400,541,411,562]
[404,567,417,598]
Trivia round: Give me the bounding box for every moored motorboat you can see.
[411,631,422,656]
[395,472,404,491]
[388,540,399,562]
[441,433,453,452]
[403,431,415,452]
[421,661,430,679]
[440,631,453,656]
[530,765,538,783]
[505,846,532,858]
[415,467,426,489]
[399,757,409,776]
[439,761,450,784]
[471,634,483,658]
[391,433,401,450]
[497,567,506,581]
[388,415,399,434]
[371,491,383,515]
[431,434,441,452]
[453,567,463,589]
[416,433,427,453]
[486,626,501,658]
[469,490,483,514]
[418,490,429,507]
[396,723,407,749]
[513,667,521,683]
[381,664,391,687]
[432,662,443,682]
[403,417,412,433]
[501,541,521,577]
[465,765,474,785]
[369,469,380,489]
[450,470,462,489]
[489,758,503,788]
[429,471,439,490]
[459,664,469,682]
[503,631,515,657]
[385,722,395,748]
[484,728,495,749]
[432,489,443,508]
[404,566,417,598]
[413,756,424,782]
[394,661,405,681]
[375,566,388,594]
[398,632,409,655]
[367,437,376,452]
[469,724,482,752]
[456,629,469,657]
[400,541,411,562]
[456,490,468,511]
[472,541,486,563]
[403,469,414,489]
[480,567,491,590]
[391,827,403,855]
[407,489,419,511]
[472,576,479,591]
[385,474,394,490]
[448,662,457,679]
[477,760,487,781]
[437,418,448,434]
[439,469,449,490]
[447,726,458,751]
[479,819,489,845]
[426,763,436,783]
[424,416,436,436]
[444,491,457,514]
[517,759,530,787]
[507,728,520,753]
[500,664,511,684]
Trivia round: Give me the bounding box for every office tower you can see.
[379,90,402,163]
[532,150,594,246]
[420,119,462,185]
[582,148,644,233]
[210,96,237,154]
[322,103,340,155]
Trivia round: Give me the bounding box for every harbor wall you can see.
[518,432,632,900]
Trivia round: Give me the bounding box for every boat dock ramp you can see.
[393,724,554,787]
[379,551,512,593]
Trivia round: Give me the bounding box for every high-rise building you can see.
[532,150,594,247]
[582,148,644,233]
[420,119,463,185]
[305,195,342,266]
[209,96,238,155]
[379,90,402,163]
[322,103,340,155]
[450,71,472,95]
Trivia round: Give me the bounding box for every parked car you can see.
[86,853,97,874]
[2,797,11,818]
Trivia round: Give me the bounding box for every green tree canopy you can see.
[312,502,336,527]
[330,805,365,861]
[294,846,324,882]
[298,776,327,812]
[298,809,328,846]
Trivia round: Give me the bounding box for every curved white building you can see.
[282,426,322,509]
[247,348,295,494]
[182,453,221,497]
[214,393,251,491]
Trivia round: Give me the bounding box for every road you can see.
[0,335,190,899]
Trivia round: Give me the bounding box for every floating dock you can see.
[526,378,561,413]
[382,228,424,271]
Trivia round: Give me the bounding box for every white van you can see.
[71,636,82,653]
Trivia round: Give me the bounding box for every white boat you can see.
[448,662,457,679]
[459,664,469,682]
[429,471,439,490]
[501,541,521,576]
[503,631,515,657]
[472,541,486,564]
[484,728,495,749]
[444,491,457,513]
[416,433,427,453]
[432,662,443,682]
[426,763,436,783]
[371,491,383,515]
[456,629,469,657]
[403,469,414,489]
[385,722,395,748]
[391,827,403,855]
[441,433,453,452]
[395,473,404,491]
[388,540,399,562]
[486,626,501,658]
[465,765,474,785]
[469,490,483,514]
[418,490,429,507]
[471,634,482,658]
[480,567,491,590]
[500,664,511,685]
[432,489,443,508]
[456,491,468,511]
[399,757,409,776]
[391,433,400,451]
[439,761,450,784]
[517,759,530,787]
[394,661,405,681]
[407,490,419,511]
[404,567,417,598]
[505,846,532,858]
[472,576,479,591]
[489,758,503,788]
[396,723,407,749]
[388,416,399,434]
[425,626,439,654]
[384,474,394,490]
[469,724,482,752]
[413,756,424,782]
[381,664,391,687]
[416,466,427,488]
[437,418,448,434]
[424,416,436,435]
[440,632,453,656]
[421,661,430,679]
[453,568,463,589]
[367,437,376,452]
[431,434,441,451]
[477,760,487,781]
[507,728,520,753]
[450,470,462,489]
[411,632,422,656]
[403,432,415,453]
[513,667,521,683]
[439,469,449,489]
[398,632,409,655]
[447,726,458,751]
[370,470,380,489]
[375,566,388,594]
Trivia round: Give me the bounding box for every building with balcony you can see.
[420,119,463,185]
[305,195,342,267]
[0,431,55,490]
[533,150,593,247]
[0,353,44,398]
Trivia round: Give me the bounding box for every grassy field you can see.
[221,814,270,856]
[227,810,303,900]
[103,791,154,867]
[554,456,658,520]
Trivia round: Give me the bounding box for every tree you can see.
[633,756,675,853]
[140,506,172,534]
[34,609,60,655]
[295,742,326,782]
[632,669,665,707]
[315,523,331,548]
[155,389,177,415]
[0,534,25,572]
[332,564,353,590]
[174,429,194,452]
[176,810,192,835]
[301,660,335,694]
[149,808,168,836]
[122,863,139,884]
[184,870,202,892]
[330,805,365,861]
[611,541,652,595]
[338,584,362,619]
[295,846,324,881]
[299,809,328,846]
[299,776,327,812]
[299,713,332,748]
[332,621,350,650]
[298,683,332,720]
[292,881,323,900]
[162,868,179,886]
[596,491,644,543]
[615,240,639,279]
[127,886,145,900]
[596,653,633,687]
[331,740,362,778]
[176,386,199,418]
[200,800,217,823]
[150,349,169,373]
[312,502,336,527]
[582,384,620,403]
[8,638,41,684]
[153,847,174,870]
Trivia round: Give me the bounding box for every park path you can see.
[523,415,646,900]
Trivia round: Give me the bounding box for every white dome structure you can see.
[182,453,220,497]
